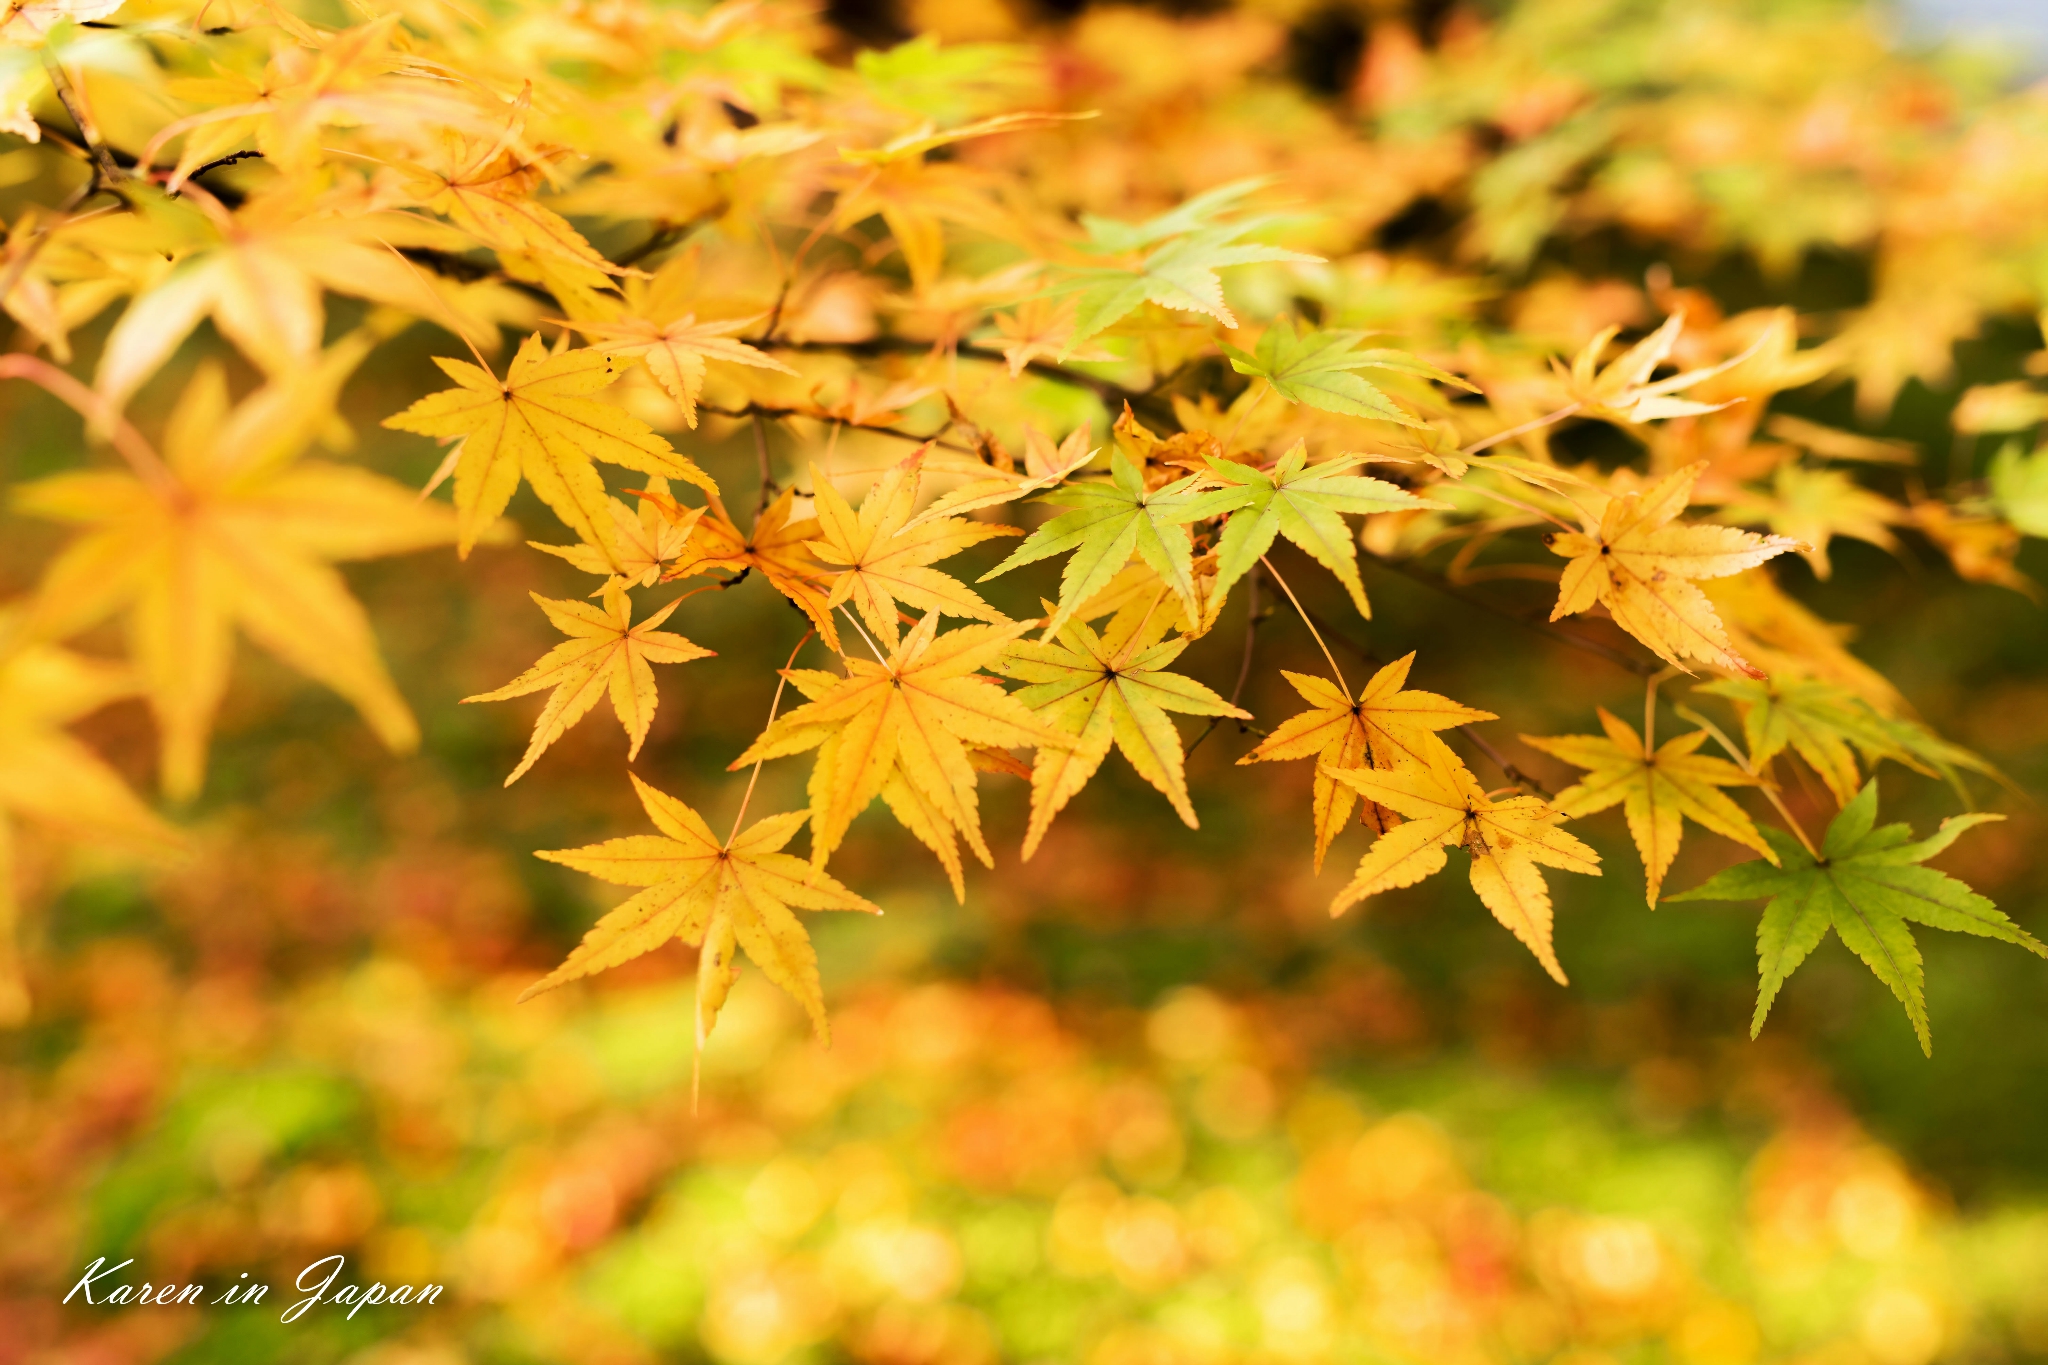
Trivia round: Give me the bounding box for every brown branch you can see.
[751,412,776,515]
[759,335,1144,408]
[1364,554,1660,678]
[42,60,121,186]
[698,400,978,455]
[1458,726,1553,799]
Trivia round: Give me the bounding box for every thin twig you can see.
[0,353,178,500]
[759,335,1144,408]
[43,60,121,185]
[1460,726,1552,799]
[1364,554,1660,678]
[698,401,978,457]
[727,629,815,844]
[1188,567,1264,757]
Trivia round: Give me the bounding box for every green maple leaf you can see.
[1218,318,1475,426]
[1697,677,1995,807]
[1194,443,1447,618]
[1991,439,2048,538]
[1052,180,1320,351]
[980,451,1215,637]
[1671,780,2043,1055]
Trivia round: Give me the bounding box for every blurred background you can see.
[5,0,2048,1363]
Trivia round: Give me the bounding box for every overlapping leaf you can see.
[1697,676,1994,806]
[1197,444,1449,618]
[981,451,1215,638]
[531,477,702,588]
[1221,319,1474,426]
[1547,462,1802,675]
[730,614,1071,875]
[660,489,841,651]
[1242,653,1496,871]
[808,451,1019,651]
[1051,181,1320,349]
[1324,738,1600,984]
[384,334,716,568]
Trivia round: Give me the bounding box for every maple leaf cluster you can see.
[0,0,2039,1056]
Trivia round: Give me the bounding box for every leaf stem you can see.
[1643,667,1677,750]
[1459,401,1582,457]
[838,604,888,665]
[1221,378,1268,451]
[1451,479,1581,533]
[753,412,777,514]
[727,629,815,844]
[376,238,497,378]
[1674,702,1820,859]
[1259,554,1347,695]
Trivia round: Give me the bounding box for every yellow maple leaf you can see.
[1719,463,1902,579]
[1241,653,1497,872]
[561,251,798,426]
[464,580,714,785]
[911,423,1096,530]
[730,614,1072,872]
[1555,311,1771,424]
[523,776,878,1052]
[1522,708,1774,906]
[0,635,182,1024]
[807,450,1020,652]
[529,477,703,588]
[1324,738,1600,984]
[412,118,623,281]
[1546,462,1802,676]
[661,488,842,652]
[383,334,717,568]
[570,311,796,426]
[16,343,464,800]
[91,188,479,411]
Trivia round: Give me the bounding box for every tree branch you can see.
[1363,554,1660,678]
[0,353,179,501]
[1458,726,1553,799]
[759,335,1146,408]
